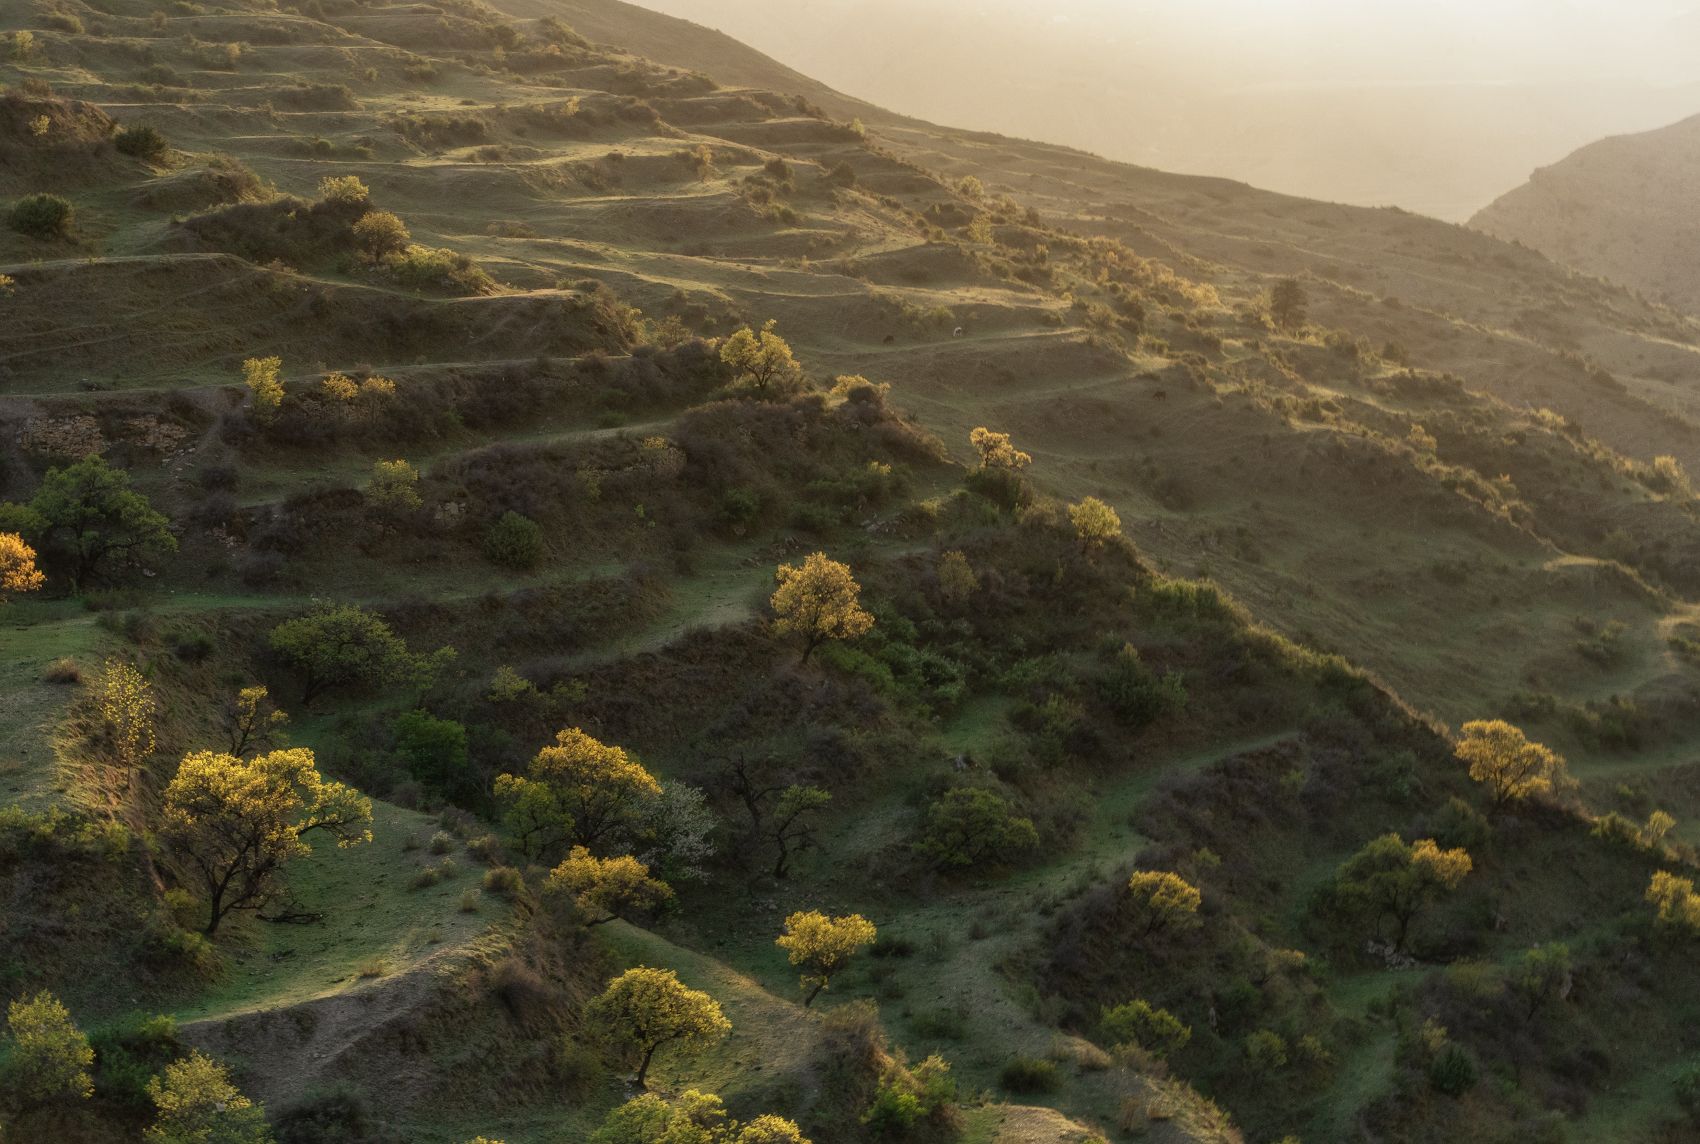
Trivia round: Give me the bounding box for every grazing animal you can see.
[1152,389,1168,401]
[882,334,895,345]
[952,326,964,338]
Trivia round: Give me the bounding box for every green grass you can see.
[173,799,491,1023]
[0,603,107,808]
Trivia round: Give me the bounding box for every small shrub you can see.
[998,1055,1060,1094]
[484,511,544,570]
[8,193,74,239]
[428,830,455,855]
[1428,1044,1478,1096]
[114,124,169,159]
[1245,1030,1289,1072]
[483,865,523,897]
[42,658,81,684]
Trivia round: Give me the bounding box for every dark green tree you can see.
[2,455,176,591]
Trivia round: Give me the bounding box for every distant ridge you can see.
[1472,112,1700,313]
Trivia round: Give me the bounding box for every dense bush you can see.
[8,193,73,238]
[114,124,168,158]
[997,1055,1060,1094]
[483,511,544,570]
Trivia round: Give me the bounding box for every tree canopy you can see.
[495,728,661,860]
[146,1050,272,1144]
[917,786,1038,872]
[776,911,877,1006]
[160,747,373,934]
[1455,719,1567,810]
[593,1090,810,1144]
[1069,497,1121,549]
[3,454,176,591]
[587,967,730,1087]
[2,991,93,1105]
[1126,870,1203,938]
[268,602,426,704]
[770,552,874,663]
[547,847,673,925]
[0,532,44,602]
[720,320,802,397]
[1335,833,1472,951]
[968,427,1031,470]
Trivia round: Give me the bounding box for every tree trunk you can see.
[635,1044,659,1088]
[804,979,827,1007]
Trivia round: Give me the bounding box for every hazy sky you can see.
[636,0,1700,218]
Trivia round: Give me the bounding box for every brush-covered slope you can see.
[5,1,1700,1143]
[1472,114,1700,314]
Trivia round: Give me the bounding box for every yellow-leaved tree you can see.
[1454,719,1568,811]
[494,728,661,859]
[1069,497,1121,551]
[546,846,673,925]
[0,532,45,602]
[770,552,874,664]
[97,658,157,783]
[719,319,801,397]
[1126,870,1203,938]
[160,747,373,934]
[3,991,93,1105]
[367,459,422,512]
[224,685,289,758]
[587,967,730,1088]
[775,910,877,1006]
[968,427,1031,470]
[241,356,284,420]
[145,1050,270,1144]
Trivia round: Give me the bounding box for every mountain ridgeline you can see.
[3,1,1700,1143]
[1473,112,1700,314]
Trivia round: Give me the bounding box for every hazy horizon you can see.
[633,0,1700,219]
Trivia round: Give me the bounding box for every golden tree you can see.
[546,846,673,925]
[368,459,422,512]
[1647,871,1700,932]
[352,209,411,258]
[495,728,661,857]
[316,174,370,205]
[719,319,801,396]
[594,1091,811,1143]
[97,659,157,781]
[775,911,877,1006]
[770,552,874,663]
[1069,497,1121,550]
[968,427,1031,470]
[145,1051,270,1144]
[0,532,44,602]
[1126,870,1202,938]
[160,747,373,934]
[3,992,93,1104]
[224,685,289,758]
[587,967,730,1088]
[1455,720,1567,811]
[242,356,284,420]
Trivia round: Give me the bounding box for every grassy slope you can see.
[3,0,1700,1141]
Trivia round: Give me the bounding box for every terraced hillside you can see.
[5,1,1700,1143]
